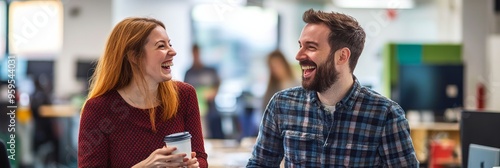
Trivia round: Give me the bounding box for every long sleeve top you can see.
[78,82,208,167]
[247,77,418,167]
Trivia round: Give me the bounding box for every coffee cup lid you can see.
[164,132,192,142]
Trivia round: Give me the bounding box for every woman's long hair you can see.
[262,50,295,110]
[85,17,179,132]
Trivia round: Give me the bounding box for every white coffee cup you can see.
[164,132,192,162]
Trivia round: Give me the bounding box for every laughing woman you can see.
[78,17,208,168]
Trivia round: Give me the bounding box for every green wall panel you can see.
[422,44,462,64]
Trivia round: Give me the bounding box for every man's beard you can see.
[301,57,339,92]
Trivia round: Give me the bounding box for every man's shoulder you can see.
[347,87,407,124]
[276,86,308,97]
[356,86,399,108]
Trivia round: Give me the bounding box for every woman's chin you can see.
[159,75,172,82]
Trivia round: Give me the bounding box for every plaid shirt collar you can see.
[308,75,360,111]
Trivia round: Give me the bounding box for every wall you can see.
[487,35,500,111]
[56,0,193,98]
[54,0,471,103]
[113,0,192,81]
[262,0,302,63]
[264,0,462,94]
[492,2,500,111]
[303,0,500,114]
[55,0,112,98]
[462,0,496,110]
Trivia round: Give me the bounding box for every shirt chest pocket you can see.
[334,143,380,167]
[283,131,322,165]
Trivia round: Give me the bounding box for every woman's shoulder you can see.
[174,81,195,92]
[173,81,197,103]
[85,90,121,107]
[81,90,123,118]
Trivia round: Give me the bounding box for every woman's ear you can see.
[126,50,138,65]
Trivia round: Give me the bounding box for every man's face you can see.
[296,23,340,92]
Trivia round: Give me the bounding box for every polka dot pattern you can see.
[78,82,208,167]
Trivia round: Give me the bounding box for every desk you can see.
[204,125,450,167]
[205,138,254,168]
[39,105,77,117]
[409,122,460,164]
[39,104,79,165]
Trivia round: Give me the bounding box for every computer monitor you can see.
[26,60,54,92]
[468,144,500,168]
[461,111,500,167]
[26,60,54,76]
[75,60,97,80]
[396,64,463,121]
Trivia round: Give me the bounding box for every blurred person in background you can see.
[237,50,298,139]
[262,50,299,111]
[78,17,207,168]
[184,44,224,139]
[248,9,418,167]
[30,73,59,165]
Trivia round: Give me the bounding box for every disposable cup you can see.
[164,132,192,162]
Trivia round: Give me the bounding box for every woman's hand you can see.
[183,152,199,168]
[132,146,187,168]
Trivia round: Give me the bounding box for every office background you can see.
[1,0,500,167]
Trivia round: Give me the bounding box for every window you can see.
[191,4,279,98]
[9,1,63,57]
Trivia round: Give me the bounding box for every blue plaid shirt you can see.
[247,77,419,168]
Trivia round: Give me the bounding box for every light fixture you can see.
[333,0,415,9]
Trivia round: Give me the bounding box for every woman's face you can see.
[142,26,176,84]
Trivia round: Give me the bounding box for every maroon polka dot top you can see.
[78,82,208,167]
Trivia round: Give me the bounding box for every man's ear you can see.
[337,47,351,65]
